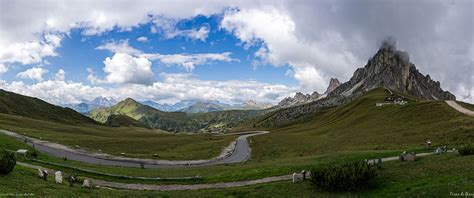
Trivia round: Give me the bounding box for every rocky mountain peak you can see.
[243,100,258,106]
[329,39,455,100]
[324,78,341,95]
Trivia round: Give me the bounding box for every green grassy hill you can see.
[245,88,474,161]
[90,97,265,132]
[105,114,149,128]
[0,89,97,125]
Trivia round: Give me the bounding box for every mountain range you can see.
[67,97,117,114]
[0,41,460,133]
[249,41,456,128]
[278,78,341,108]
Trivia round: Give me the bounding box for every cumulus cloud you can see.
[0,72,297,105]
[1,0,472,103]
[221,7,362,92]
[0,0,235,66]
[53,69,65,81]
[0,34,63,65]
[219,1,473,102]
[95,40,142,55]
[0,64,7,74]
[136,36,148,42]
[152,17,211,41]
[89,53,153,85]
[16,67,48,81]
[143,52,238,71]
[166,26,211,41]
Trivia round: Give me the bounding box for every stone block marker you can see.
[37,168,44,178]
[83,179,91,188]
[55,171,63,184]
[292,173,303,183]
[399,151,417,162]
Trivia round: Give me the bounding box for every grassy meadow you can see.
[0,113,235,160]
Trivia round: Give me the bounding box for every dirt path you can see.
[16,151,436,191]
[446,100,474,116]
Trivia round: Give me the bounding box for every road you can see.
[446,100,474,116]
[0,130,268,168]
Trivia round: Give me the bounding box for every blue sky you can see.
[3,15,297,87]
[0,0,472,105]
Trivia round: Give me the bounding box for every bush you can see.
[0,150,16,175]
[458,144,474,156]
[311,160,377,192]
[27,149,39,159]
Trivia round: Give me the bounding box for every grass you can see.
[248,88,474,161]
[1,153,472,197]
[0,130,414,185]
[0,113,235,160]
[458,101,474,111]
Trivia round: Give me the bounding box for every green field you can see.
[248,88,474,161]
[0,114,235,160]
[1,88,473,196]
[1,153,472,197]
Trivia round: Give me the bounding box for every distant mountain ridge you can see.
[89,97,266,132]
[67,96,117,114]
[278,78,341,108]
[141,99,273,113]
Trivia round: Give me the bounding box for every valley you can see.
[1,2,473,196]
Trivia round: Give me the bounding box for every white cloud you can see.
[221,7,360,92]
[0,0,236,65]
[166,26,210,41]
[0,64,8,74]
[152,18,211,41]
[220,2,473,102]
[143,52,238,71]
[1,0,472,103]
[0,34,63,65]
[53,69,65,81]
[16,67,48,81]
[136,36,148,42]
[0,72,297,105]
[90,53,153,85]
[96,40,142,55]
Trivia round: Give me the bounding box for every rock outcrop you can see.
[323,78,341,95]
[330,41,455,100]
[258,40,456,128]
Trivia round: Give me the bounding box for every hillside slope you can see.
[247,88,474,161]
[90,98,265,132]
[0,89,97,125]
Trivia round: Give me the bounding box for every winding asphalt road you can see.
[0,130,268,168]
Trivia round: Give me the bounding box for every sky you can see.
[0,0,473,105]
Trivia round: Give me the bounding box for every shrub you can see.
[458,144,474,156]
[311,160,377,192]
[0,150,16,175]
[28,149,39,158]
